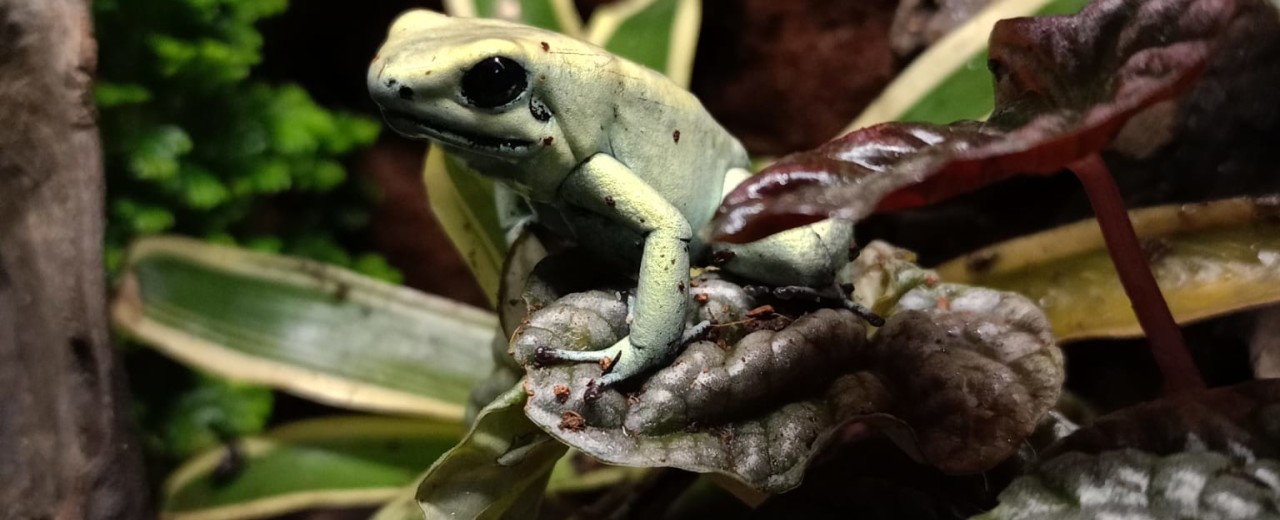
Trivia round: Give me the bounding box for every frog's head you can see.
[368,10,565,162]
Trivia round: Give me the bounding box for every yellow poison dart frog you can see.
[368,10,858,398]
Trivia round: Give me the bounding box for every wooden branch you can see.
[0,1,150,518]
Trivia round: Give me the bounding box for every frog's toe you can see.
[533,345,622,366]
[592,368,631,394]
[583,379,606,401]
[586,366,638,401]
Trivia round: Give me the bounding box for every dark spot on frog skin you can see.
[398,86,414,100]
[672,130,681,143]
[385,78,397,88]
[605,196,616,207]
[677,281,685,293]
[541,41,550,52]
[543,136,554,146]
[530,97,552,122]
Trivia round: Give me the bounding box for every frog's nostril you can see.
[398,85,415,100]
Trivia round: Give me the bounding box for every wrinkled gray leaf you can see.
[985,380,1280,519]
[417,384,566,520]
[980,450,1280,520]
[872,282,1065,473]
[1044,380,1280,461]
[516,282,864,492]
[513,243,1063,492]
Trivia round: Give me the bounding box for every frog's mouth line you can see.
[384,111,535,154]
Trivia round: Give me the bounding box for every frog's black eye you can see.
[461,57,528,108]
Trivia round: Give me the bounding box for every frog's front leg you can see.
[535,154,694,396]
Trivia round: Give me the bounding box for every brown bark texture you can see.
[0,0,149,518]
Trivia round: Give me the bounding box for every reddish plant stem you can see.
[1068,153,1205,394]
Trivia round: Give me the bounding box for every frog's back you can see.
[536,38,750,234]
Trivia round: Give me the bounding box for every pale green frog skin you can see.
[369,10,852,395]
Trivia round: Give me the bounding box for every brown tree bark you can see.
[0,1,150,518]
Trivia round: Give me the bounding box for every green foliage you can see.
[161,373,275,460]
[128,352,275,465]
[95,0,394,283]
[97,0,397,480]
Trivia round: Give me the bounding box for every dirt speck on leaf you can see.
[559,411,587,432]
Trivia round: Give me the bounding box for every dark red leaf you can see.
[711,0,1254,243]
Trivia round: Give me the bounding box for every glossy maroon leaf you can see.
[712,0,1252,244]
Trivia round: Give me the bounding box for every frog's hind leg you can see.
[717,221,885,327]
[713,169,879,323]
[714,168,856,288]
[712,218,855,288]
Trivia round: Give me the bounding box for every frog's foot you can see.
[581,321,712,400]
[529,321,712,401]
[744,284,885,327]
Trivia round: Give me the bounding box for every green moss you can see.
[96,0,393,282]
